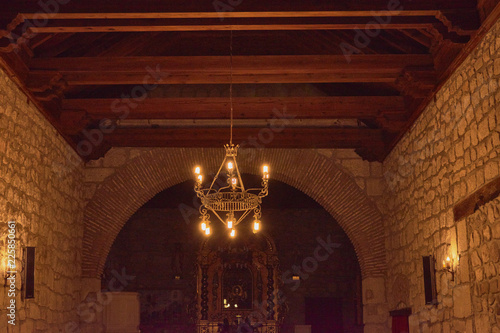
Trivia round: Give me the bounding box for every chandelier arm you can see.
[215,184,235,193]
[232,158,246,192]
[210,209,227,226]
[246,187,268,193]
[209,155,228,190]
[258,186,269,197]
[253,206,262,220]
[235,209,253,225]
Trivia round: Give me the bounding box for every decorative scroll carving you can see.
[395,67,437,99]
[266,265,275,320]
[201,265,209,320]
[0,14,28,53]
[212,271,219,309]
[257,269,263,304]
[434,11,477,36]
[28,73,68,102]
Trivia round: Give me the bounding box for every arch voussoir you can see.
[82,148,386,279]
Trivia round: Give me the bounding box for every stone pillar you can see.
[102,292,140,333]
[363,276,389,333]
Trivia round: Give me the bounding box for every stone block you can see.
[103,148,128,167]
[453,284,472,318]
[84,168,115,183]
[341,158,371,177]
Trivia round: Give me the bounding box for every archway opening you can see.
[102,176,363,333]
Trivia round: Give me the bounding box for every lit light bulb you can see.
[227,220,233,229]
[443,256,451,269]
[227,161,234,170]
[195,166,201,175]
[230,229,236,237]
[263,165,269,179]
[201,222,207,231]
[205,226,211,236]
[197,175,203,183]
[253,220,260,232]
[231,178,237,186]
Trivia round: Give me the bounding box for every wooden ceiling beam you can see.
[28,72,406,85]
[29,54,435,72]
[96,127,388,149]
[4,0,478,14]
[26,54,434,86]
[61,96,406,119]
[20,11,443,20]
[27,23,435,34]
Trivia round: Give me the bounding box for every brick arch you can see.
[82,148,386,279]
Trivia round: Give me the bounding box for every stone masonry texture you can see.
[0,67,85,331]
[382,17,500,333]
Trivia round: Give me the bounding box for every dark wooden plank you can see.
[27,54,434,85]
[99,127,388,149]
[30,72,404,85]
[5,0,478,14]
[61,96,405,119]
[28,23,434,34]
[21,11,442,20]
[29,54,435,72]
[454,176,500,221]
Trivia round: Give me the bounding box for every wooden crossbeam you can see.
[27,55,434,86]
[99,127,388,148]
[27,23,435,33]
[29,55,435,72]
[61,96,405,119]
[20,11,443,20]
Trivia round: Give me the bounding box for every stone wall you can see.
[382,17,500,333]
[0,67,85,331]
[462,197,500,332]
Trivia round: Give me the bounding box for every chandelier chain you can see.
[193,30,269,237]
[230,30,233,145]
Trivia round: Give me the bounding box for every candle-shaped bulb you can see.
[227,161,234,170]
[227,219,233,229]
[253,220,260,232]
[205,226,211,236]
[230,229,236,237]
[197,175,203,183]
[201,222,207,231]
[231,178,237,186]
[195,166,201,175]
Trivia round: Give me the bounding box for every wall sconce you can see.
[442,255,458,281]
[2,257,8,286]
[2,256,15,286]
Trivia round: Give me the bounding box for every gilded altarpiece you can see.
[196,232,281,333]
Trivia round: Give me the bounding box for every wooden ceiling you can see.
[1,0,499,161]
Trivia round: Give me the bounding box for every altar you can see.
[195,231,282,333]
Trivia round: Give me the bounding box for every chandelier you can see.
[193,32,270,237]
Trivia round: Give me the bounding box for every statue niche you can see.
[222,266,252,310]
[196,230,280,332]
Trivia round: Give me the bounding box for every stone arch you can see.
[82,148,386,279]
